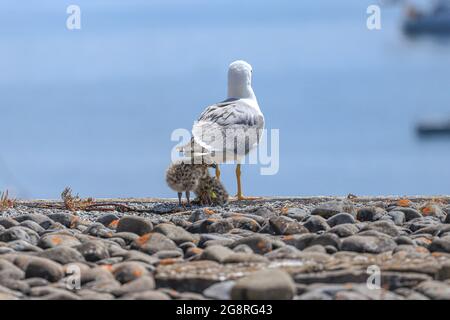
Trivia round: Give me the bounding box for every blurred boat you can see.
[416,118,450,135]
[403,0,450,35]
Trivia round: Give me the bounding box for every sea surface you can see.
[1,0,450,199]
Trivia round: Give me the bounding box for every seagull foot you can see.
[235,195,261,201]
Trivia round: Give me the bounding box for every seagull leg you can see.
[215,164,221,180]
[235,164,260,200]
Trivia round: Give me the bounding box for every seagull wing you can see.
[192,99,265,155]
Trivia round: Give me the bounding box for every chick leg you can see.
[235,164,259,200]
[186,191,191,206]
[177,192,182,206]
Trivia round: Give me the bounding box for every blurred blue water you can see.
[1,0,450,199]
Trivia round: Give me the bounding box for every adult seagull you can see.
[179,60,264,200]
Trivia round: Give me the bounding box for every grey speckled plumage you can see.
[165,162,208,206]
[195,174,229,206]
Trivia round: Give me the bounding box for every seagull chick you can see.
[195,172,229,206]
[165,161,208,206]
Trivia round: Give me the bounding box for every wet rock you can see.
[40,291,81,300]
[264,245,303,260]
[82,223,113,238]
[75,240,110,262]
[247,206,277,218]
[37,246,85,264]
[296,291,332,300]
[269,216,308,235]
[155,260,224,292]
[80,266,115,284]
[189,209,214,222]
[19,221,45,234]
[0,259,25,279]
[285,208,309,222]
[0,217,19,229]
[153,223,196,245]
[96,213,119,228]
[38,233,81,249]
[7,240,42,252]
[395,236,415,246]
[116,216,153,236]
[281,234,316,250]
[24,278,49,287]
[392,207,422,221]
[47,213,78,228]
[415,280,450,299]
[328,224,359,238]
[295,270,429,290]
[120,250,158,265]
[187,219,212,233]
[204,219,234,234]
[203,280,234,300]
[112,276,155,296]
[200,245,234,263]
[311,200,355,219]
[113,232,139,245]
[303,245,327,253]
[175,292,207,300]
[303,216,329,233]
[120,290,170,300]
[231,235,273,254]
[428,236,450,253]
[228,216,261,232]
[108,237,127,248]
[327,213,356,227]
[233,244,254,254]
[0,247,14,254]
[388,211,406,226]
[309,233,341,249]
[24,257,64,282]
[131,233,179,255]
[341,235,397,253]
[97,257,124,265]
[437,262,450,281]
[202,239,234,248]
[223,253,268,263]
[394,288,429,300]
[185,247,203,259]
[445,213,450,224]
[414,235,433,248]
[76,289,115,300]
[231,269,296,300]
[83,279,122,294]
[420,203,446,220]
[360,220,400,237]
[0,227,39,245]
[14,214,53,229]
[407,217,441,232]
[356,207,385,222]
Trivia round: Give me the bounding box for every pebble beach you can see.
[1,196,450,300]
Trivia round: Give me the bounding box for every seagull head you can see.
[227,60,256,100]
